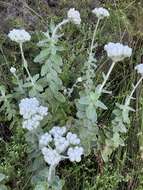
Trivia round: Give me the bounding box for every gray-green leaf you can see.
[86,104,97,122]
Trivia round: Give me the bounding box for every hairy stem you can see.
[85,18,100,91]
[99,61,116,93]
[88,18,100,61]
[52,19,69,39]
[125,76,143,106]
[19,43,35,86]
[48,165,56,184]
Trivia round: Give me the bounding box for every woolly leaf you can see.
[33,74,40,82]
[51,54,63,66]
[35,84,43,92]
[0,173,6,182]
[86,104,97,122]
[95,100,108,110]
[41,64,50,76]
[54,92,66,103]
[34,48,50,63]
[101,145,113,162]
[78,96,90,105]
[0,185,8,190]
[34,182,48,190]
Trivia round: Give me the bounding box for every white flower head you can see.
[19,97,48,131]
[22,119,40,131]
[77,77,82,82]
[54,136,69,153]
[39,133,52,147]
[135,64,143,76]
[38,106,48,116]
[49,126,67,138]
[67,8,81,25]
[10,67,16,74]
[67,146,84,162]
[66,132,80,145]
[40,126,84,166]
[42,147,61,166]
[104,42,132,62]
[8,29,31,44]
[92,7,109,19]
[19,98,39,119]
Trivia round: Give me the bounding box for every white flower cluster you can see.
[8,29,31,44]
[104,42,132,62]
[10,67,16,74]
[92,7,109,19]
[39,133,52,147]
[67,8,81,25]
[50,126,66,138]
[19,98,48,131]
[42,147,61,166]
[135,64,143,76]
[40,126,84,166]
[67,147,84,162]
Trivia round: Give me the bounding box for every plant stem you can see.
[52,19,69,39]
[88,18,100,61]
[85,18,100,91]
[125,76,143,106]
[48,165,56,184]
[99,61,116,93]
[19,43,35,86]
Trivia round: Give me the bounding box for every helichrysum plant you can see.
[1,6,143,190]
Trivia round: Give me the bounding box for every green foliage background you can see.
[0,0,143,189]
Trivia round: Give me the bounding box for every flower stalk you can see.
[99,61,116,93]
[85,18,100,91]
[125,76,143,106]
[52,19,69,39]
[19,43,35,86]
[88,18,100,61]
[48,165,56,184]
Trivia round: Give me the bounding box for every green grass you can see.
[0,0,143,189]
